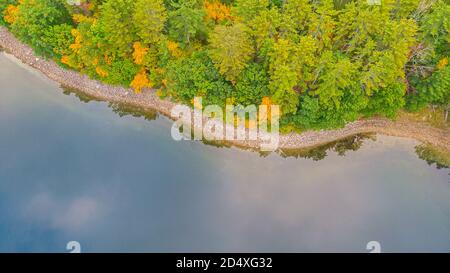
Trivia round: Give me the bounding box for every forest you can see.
[1,0,448,131]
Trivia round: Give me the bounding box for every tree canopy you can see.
[2,0,449,131]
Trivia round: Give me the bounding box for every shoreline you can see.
[1,26,449,152]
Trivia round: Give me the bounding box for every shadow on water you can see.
[201,133,378,161]
[61,85,449,168]
[278,133,377,160]
[109,103,159,122]
[415,144,450,170]
[62,85,159,121]
[62,85,101,103]
[0,45,12,55]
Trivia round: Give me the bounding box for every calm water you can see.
[0,52,449,253]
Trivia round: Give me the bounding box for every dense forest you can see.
[1,0,448,131]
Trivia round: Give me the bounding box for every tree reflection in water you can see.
[278,133,377,160]
[62,86,159,121]
[415,144,450,170]
[62,85,449,169]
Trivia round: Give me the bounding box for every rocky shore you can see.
[1,26,449,152]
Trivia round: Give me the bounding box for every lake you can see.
[0,52,449,253]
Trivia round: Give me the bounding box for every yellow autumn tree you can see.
[131,69,152,93]
[167,41,183,58]
[69,29,82,52]
[437,57,448,70]
[72,14,89,24]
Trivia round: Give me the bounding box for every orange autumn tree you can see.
[204,1,232,23]
[131,69,152,93]
[95,66,108,78]
[3,4,18,24]
[259,96,275,124]
[132,42,148,65]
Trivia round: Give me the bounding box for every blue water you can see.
[0,52,449,253]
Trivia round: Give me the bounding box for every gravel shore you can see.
[1,26,449,151]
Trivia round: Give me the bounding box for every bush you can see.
[0,0,18,26]
[10,0,72,57]
[103,58,141,86]
[166,51,232,106]
[407,66,450,112]
[42,23,74,59]
[364,83,406,119]
[234,63,270,106]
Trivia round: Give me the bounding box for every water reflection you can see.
[62,85,379,161]
[62,86,159,122]
[279,134,377,160]
[62,86,102,104]
[61,84,449,168]
[415,144,450,170]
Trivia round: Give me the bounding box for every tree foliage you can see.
[133,0,167,46]
[8,0,72,57]
[1,0,448,131]
[406,0,449,113]
[209,23,253,82]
